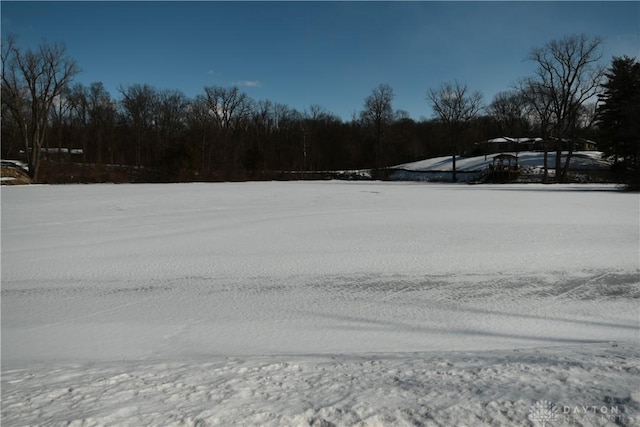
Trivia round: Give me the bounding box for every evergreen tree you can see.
[596,56,640,188]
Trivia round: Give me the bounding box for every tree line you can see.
[2,33,638,185]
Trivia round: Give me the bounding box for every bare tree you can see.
[119,84,158,167]
[526,34,605,182]
[488,90,530,136]
[272,103,300,170]
[185,95,214,174]
[360,83,395,169]
[49,87,73,164]
[252,99,275,137]
[1,35,79,180]
[203,86,252,130]
[155,89,188,163]
[86,82,116,166]
[203,86,253,172]
[518,79,555,182]
[427,80,483,182]
[67,83,96,163]
[301,104,339,171]
[66,82,117,166]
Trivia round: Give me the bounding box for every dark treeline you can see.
[1,80,508,182]
[2,33,637,185]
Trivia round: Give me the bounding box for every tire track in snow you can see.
[17,284,182,332]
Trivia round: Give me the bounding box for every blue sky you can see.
[2,1,639,120]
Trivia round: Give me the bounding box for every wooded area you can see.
[2,33,637,186]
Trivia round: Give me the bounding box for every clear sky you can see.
[2,1,639,121]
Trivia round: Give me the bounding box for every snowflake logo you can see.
[529,400,558,426]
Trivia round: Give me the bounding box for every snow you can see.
[1,160,28,170]
[2,182,639,426]
[40,148,84,155]
[392,151,611,172]
[486,137,543,144]
[3,343,638,426]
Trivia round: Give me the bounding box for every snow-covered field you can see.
[2,182,639,426]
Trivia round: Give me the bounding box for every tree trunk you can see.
[29,143,41,182]
[452,152,457,182]
[561,142,574,182]
[58,119,64,165]
[555,142,563,183]
[28,125,44,182]
[451,131,458,183]
[543,144,549,183]
[375,120,382,170]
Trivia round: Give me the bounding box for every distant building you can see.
[39,147,84,162]
[476,137,597,155]
[480,137,543,153]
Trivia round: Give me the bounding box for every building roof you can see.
[485,137,543,144]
